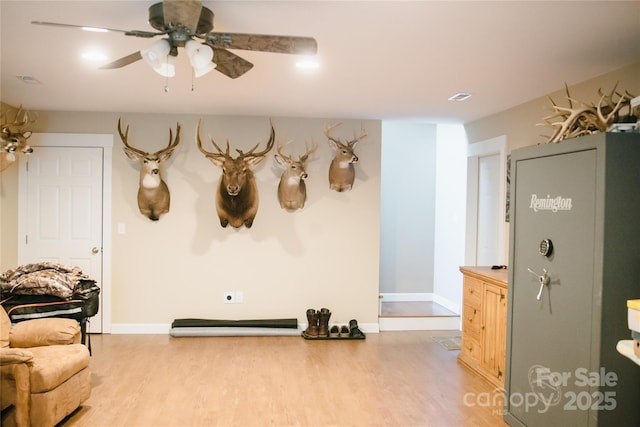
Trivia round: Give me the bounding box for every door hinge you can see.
[25,235,28,245]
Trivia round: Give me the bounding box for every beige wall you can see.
[0,111,381,327]
[465,61,640,151]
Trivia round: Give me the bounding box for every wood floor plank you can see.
[61,332,507,427]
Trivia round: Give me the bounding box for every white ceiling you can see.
[2,1,639,124]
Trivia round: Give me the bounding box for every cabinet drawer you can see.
[463,276,482,307]
[461,335,481,364]
[462,303,481,339]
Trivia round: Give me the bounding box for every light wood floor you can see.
[61,331,508,427]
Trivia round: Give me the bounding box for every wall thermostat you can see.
[539,239,553,257]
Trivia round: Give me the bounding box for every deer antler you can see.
[117,118,146,157]
[239,121,275,160]
[300,141,318,162]
[196,120,231,159]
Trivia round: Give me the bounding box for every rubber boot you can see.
[318,308,332,337]
[349,319,365,338]
[305,309,319,337]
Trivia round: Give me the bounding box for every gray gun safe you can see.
[505,132,640,426]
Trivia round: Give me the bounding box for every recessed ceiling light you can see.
[296,58,319,70]
[16,74,42,85]
[448,92,472,102]
[82,51,108,62]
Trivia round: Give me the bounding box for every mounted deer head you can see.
[325,123,367,192]
[274,141,318,211]
[117,118,181,221]
[1,105,36,172]
[197,120,275,228]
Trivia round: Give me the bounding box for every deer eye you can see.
[292,165,297,169]
[144,159,149,164]
[342,150,348,154]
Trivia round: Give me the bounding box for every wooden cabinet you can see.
[458,266,508,390]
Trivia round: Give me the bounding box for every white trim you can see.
[465,135,508,265]
[111,324,172,334]
[379,292,432,302]
[18,133,113,333]
[432,294,460,315]
[111,323,381,334]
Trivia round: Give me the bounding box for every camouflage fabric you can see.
[0,263,89,299]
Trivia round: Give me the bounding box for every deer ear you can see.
[245,156,267,169]
[157,149,175,163]
[207,156,225,168]
[274,154,288,169]
[327,138,340,151]
[123,147,142,161]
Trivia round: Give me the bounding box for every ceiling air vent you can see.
[16,75,42,85]
[448,92,472,102]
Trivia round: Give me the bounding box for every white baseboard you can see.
[111,324,171,334]
[379,292,432,302]
[110,323,380,335]
[432,294,460,315]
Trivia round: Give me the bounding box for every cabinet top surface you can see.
[460,266,508,287]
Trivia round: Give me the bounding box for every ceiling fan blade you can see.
[210,48,254,79]
[162,0,202,33]
[31,21,162,38]
[204,32,318,55]
[99,51,143,70]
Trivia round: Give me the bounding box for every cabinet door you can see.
[507,149,596,426]
[481,283,506,383]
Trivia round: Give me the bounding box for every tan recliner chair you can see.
[0,306,91,427]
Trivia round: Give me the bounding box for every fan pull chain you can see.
[164,56,170,93]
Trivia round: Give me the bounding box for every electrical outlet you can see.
[223,291,235,304]
[235,291,244,303]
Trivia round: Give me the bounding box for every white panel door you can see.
[20,146,104,332]
[476,153,501,265]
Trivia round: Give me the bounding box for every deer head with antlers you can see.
[1,105,36,172]
[117,119,181,221]
[197,120,275,228]
[325,123,367,192]
[274,141,318,211]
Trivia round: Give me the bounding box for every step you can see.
[379,301,460,331]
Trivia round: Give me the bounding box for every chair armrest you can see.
[0,348,33,365]
[10,318,80,348]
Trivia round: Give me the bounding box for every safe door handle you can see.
[527,267,549,301]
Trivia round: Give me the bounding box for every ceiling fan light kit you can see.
[32,0,318,81]
[141,39,175,77]
[185,40,216,77]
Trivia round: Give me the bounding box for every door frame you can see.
[465,135,507,266]
[18,133,113,333]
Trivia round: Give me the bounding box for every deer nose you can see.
[151,168,159,175]
[227,185,239,195]
[301,172,308,180]
[352,155,359,163]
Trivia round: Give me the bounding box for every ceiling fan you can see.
[32,0,318,79]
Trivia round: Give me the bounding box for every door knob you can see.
[91,247,101,255]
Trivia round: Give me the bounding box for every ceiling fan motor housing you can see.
[148,2,214,46]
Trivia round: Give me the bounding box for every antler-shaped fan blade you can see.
[31,21,162,38]
[100,51,143,70]
[204,32,318,55]
[162,0,202,33]
[208,47,254,79]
